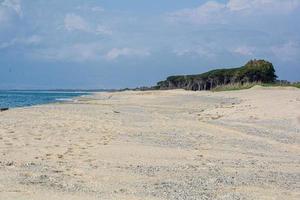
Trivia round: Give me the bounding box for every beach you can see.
[0,87,300,200]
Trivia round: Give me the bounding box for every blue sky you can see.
[0,0,299,89]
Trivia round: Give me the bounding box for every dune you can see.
[0,87,299,200]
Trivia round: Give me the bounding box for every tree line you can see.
[155,60,277,91]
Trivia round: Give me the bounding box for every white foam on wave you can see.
[56,98,77,102]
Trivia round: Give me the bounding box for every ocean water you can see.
[0,91,89,108]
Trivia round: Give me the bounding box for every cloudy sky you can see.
[0,0,299,89]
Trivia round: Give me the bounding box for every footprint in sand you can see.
[52,170,63,173]
[57,154,63,159]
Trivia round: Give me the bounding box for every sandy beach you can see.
[0,87,300,200]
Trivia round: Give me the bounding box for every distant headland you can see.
[132,59,298,91]
[156,59,277,91]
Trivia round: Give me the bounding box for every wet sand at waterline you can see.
[1,86,300,200]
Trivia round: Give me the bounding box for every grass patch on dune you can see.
[212,82,260,92]
[293,83,300,88]
[212,82,300,92]
[260,82,300,89]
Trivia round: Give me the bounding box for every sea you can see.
[0,91,90,109]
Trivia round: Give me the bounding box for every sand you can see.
[0,86,300,200]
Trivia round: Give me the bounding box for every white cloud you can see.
[173,46,215,58]
[0,35,42,49]
[168,0,300,24]
[227,0,300,13]
[0,8,8,23]
[30,44,150,62]
[232,46,255,56]
[31,43,103,62]
[167,1,226,24]
[95,25,112,35]
[271,42,300,61]
[227,0,251,11]
[64,13,112,36]
[64,13,89,32]
[105,48,150,61]
[91,6,104,12]
[23,35,42,44]
[76,5,104,12]
[0,0,22,24]
[1,0,22,17]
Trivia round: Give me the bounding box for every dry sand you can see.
[0,86,300,199]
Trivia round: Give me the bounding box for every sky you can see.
[0,0,299,89]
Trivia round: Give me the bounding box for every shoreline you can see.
[0,87,299,200]
[0,91,94,110]
[2,84,299,110]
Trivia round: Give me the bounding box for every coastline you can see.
[0,91,93,110]
[0,87,299,200]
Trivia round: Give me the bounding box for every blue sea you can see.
[0,91,89,108]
